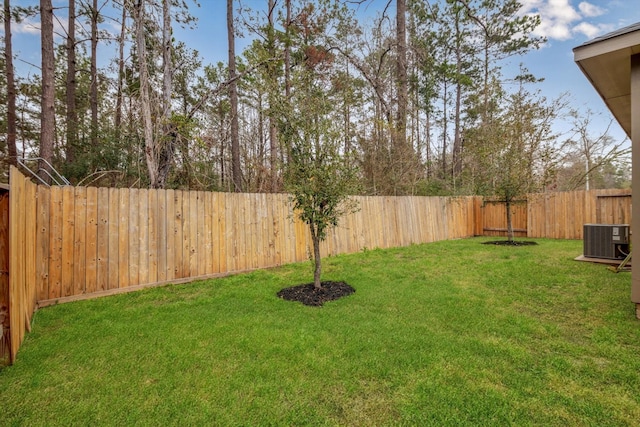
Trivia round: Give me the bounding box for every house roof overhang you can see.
[573,22,640,138]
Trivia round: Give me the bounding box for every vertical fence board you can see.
[181,191,191,278]
[48,187,63,298]
[35,187,50,301]
[237,194,248,270]
[165,189,175,280]
[9,168,25,362]
[173,191,183,278]
[95,188,109,292]
[107,189,119,290]
[85,187,98,294]
[138,189,149,285]
[272,194,283,266]
[217,192,227,273]
[247,194,257,270]
[0,192,8,363]
[148,189,158,284]
[182,191,191,277]
[61,187,75,297]
[256,194,267,268]
[226,193,237,271]
[156,190,167,283]
[128,189,140,287]
[203,192,213,275]
[118,189,130,288]
[24,181,37,328]
[189,191,198,276]
[197,192,206,276]
[73,187,87,295]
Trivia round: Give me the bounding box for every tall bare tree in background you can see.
[3,0,628,194]
[65,0,77,165]
[3,0,18,169]
[565,109,631,191]
[267,0,279,191]
[227,0,242,192]
[395,0,408,153]
[114,3,126,145]
[39,0,55,183]
[133,0,157,186]
[89,0,99,148]
[155,0,174,188]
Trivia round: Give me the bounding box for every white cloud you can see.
[12,18,41,36]
[573,21,601,38]
[5,16,68,41]
[578,2,605,18]
[520,0,611,41]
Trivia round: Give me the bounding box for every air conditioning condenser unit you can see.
[583,224,630,260]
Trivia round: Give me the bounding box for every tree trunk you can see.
[39,0,55,183]
[227,0,242,192]
[506,199,514,242]
[396,0,408,150]
[310,224,322,290]
[155,0,175,189]
[285,0,291,99]
[90,0,98,147]
[134,0,158,187]
[115,3,126,144]
[452,8,463,179]
[65,0,77,165]
[268,0,278,192]
[4,0,17,168]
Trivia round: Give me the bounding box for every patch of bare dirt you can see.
[277,281,355,307]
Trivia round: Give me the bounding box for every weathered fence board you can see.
[35,186,50,301]
[96,187,109,292]
[0,191,9,364]
[85,187,97,294]
[118,188,130,288]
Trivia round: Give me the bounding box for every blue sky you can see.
[7,0,640,144]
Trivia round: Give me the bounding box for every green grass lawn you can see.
[2,237,640,426]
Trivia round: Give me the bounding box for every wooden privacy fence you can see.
[3,167,478,363]
[2,166,632,363]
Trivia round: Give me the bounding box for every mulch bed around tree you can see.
[482,240,538,246]
[277,281,355,307]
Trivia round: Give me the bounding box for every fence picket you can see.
[96,188,109,292]
[166,189,175,280]
[148,189,158,284]
[73,187,87,295]
[118,189,130,288]
[129,189,140,286]
[138,189,149,285]
[85,187,98,294]
[35,187,50,301]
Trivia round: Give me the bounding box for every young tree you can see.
[466,82,566,241]
[277,1,359,289]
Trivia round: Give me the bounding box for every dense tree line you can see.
[0,0,631,195]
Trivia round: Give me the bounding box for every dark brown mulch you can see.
[482,240,538,246]
[277,281,355,307]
